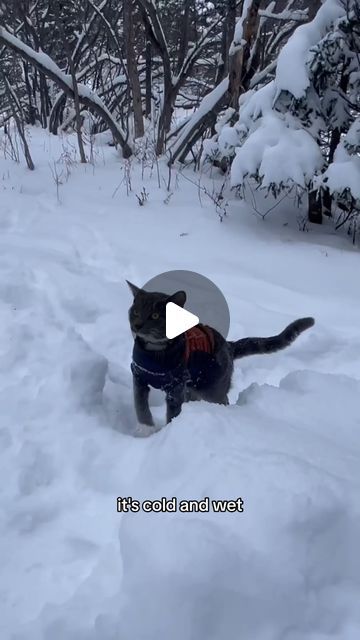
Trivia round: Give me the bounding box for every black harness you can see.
[131,328,220,393]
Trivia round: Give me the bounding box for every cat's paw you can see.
[133,422,162,438]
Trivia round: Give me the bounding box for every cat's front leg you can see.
[166,383,185,424]
[133,376,154,426]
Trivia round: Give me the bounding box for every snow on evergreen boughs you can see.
[319,142,360,201]
[275,0,345,99]
[204,0,360,234]
[344,118,360,156]
[230,111,323,190]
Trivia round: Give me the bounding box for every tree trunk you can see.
[49,93,67,135]
[228,0,261,106]
[54,5,87,163]
[3,74,35,170]
[68,53,87,163]
[156,75,174,156]
[308,0,322,21]
[23,62,37,125]
[177,0,191,74]
[145,22,152,118]
[39,72,51,128]
[123,0,144,138]
[308,189,323,224]
[216,0,236,84]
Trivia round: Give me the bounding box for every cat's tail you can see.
[228,317,315,360]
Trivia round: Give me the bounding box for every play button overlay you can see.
[166,302,199,339]
[141,269,230,339]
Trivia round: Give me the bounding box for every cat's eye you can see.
[133,310,140,317]
[152,312,159,320]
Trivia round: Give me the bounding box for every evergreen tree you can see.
[205,0,360,237]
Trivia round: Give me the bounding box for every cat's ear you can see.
[126,280,142,298]
[169,290,186,307]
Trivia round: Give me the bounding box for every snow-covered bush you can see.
[204,0,360,237]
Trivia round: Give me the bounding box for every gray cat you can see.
[127,281,314,427]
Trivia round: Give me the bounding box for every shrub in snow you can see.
[204,0,360,238]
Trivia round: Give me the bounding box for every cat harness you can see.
[131,324,218,393]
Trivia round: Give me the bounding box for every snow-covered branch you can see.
[0,26,132,157]
[258,8,309,22]
[229,0,254,56]
[275,0,346,99]
[170,77,229,163]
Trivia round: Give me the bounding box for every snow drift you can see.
[0,129,359,640]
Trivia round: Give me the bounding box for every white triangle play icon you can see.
[166,302,199,339]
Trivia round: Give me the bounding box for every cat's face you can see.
[127,281,186,344]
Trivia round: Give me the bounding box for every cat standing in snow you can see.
[127,281,314,427]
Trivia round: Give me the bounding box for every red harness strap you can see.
[184,325,215,363]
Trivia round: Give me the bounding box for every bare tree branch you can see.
[0,25,132,157]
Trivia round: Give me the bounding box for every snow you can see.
[239,80,277,121]
[275,0,346,99]
[344,117,360,154]
[319,142,360,200]
[208,81,279,165]
[209,0,359,200]
[230,111,323,188]
[1,127,360,640]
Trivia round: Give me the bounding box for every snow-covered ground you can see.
[1,128,360,640]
